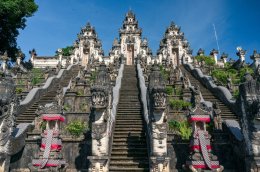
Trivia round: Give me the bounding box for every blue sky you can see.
[17,0,260,62]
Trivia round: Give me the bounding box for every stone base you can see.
[88,156,109,172]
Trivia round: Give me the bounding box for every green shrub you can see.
[166,86,173,95]
[30,68,44,85]
[239,67,254,81]
[174,88,183,96]
[159,65,169,80]
[90,70,97,82]
[179,121,192,140]
[233,89,240,99]
[195,55,215,66]
[169,99,191,110]
[65,120,88,137]
[63,104,71,111]
[212,69,228,84]
[168,120,192,140]
[40,121,47,130]
[15,88,23,94]
[168,120,180,132]
[204,57,215,66]
[76,90,84,96]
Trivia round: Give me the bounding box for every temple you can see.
[0,10,259,172]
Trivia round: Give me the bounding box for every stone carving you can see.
[0,68,31,171]
[182,72,190,89]
[213,102,222,130]
[191,84,202,107]
[239,75,260,171]
[89,62,111,172]
[148,61,170,172]
[184,102,224,171]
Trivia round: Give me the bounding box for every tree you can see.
[0,0,38,61]
[55,46,74,56]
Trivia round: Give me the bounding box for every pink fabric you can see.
[193,164,220,169]
[41,144,62,150]
[189,117,210,123]
[190,145,212,151]
[41,114,65,122]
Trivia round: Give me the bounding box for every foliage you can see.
[212,69,228,85]
[206,122,214,133]
[212,66,254,85]
[0,0,38,61]
[168,120,192,140]
[159,65,169,80]
[168,120,180,132]
[15,87,23,94]
[76,90,84,96]
[65,120,88,137]
[55,46,74,56]
[40,121,47,130]
[233,89,240,99]
[179,121,192,140]
[165,86,173,95]
[239,67,254,81]
[63,104,71,112]
[17,79,25,85]
[174,87,183,96]
[195,55,215,66]
[31,68,44,85]
[169,99,191,110]
[90,70,97,82]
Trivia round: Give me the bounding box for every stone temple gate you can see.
[1,10,258,172]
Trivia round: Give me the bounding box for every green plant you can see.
[15,88,23,94]
[233,89,240,99]
[179,121,192,140]
[169,99,191,110]
[76,90,84,96]
[168,120,192,140]
[90,70,97,82]
[212,69,228,85]
[166,86,173,95]
[40,121,47,130]
[168,120,180,132]
[65,120,88,137]
[63,104,71,111]
[174,88,183,96]
[204,57,215,66]
[31,68,44,85]
[159,65,169,80]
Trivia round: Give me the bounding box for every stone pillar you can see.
[148,62,170,172]
[88,63,111,172]
[236,47,246,62]
[210,48,219,64]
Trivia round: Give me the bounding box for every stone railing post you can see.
[88,62,111,172]
[148,61,170,172]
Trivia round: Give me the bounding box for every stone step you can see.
[114,128,143,131]
[111,151,148,156]
[110,160,149,166]
[109,167,149,172]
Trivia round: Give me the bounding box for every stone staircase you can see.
[16,66,79,124]
[109,65,149,172]
[180,65,238,171]
[180,65,238,121]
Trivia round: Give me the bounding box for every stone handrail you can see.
[109,64,124,134]
[184,63,238,114]
[137,64,149,124]
[18,62,79,116]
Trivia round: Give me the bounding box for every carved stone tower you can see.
[119,10,142,65]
